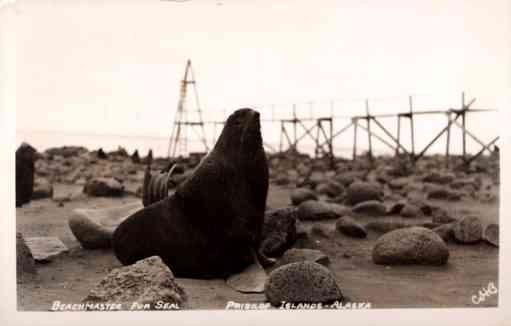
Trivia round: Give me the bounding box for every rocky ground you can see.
[16,145,500,310]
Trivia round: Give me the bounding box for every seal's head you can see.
[214,108,263,159]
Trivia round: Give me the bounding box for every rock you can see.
[52,184,84,203]
[226,258,267,293]
[388,177,412,190]
[293,221,318,250]
[24,237,69,262]
[310,224,331,238]
[82,256,188,309]
[131,150,141,164]
[112,109,269,278]
[315,181,344,198]
[423,171,455,185]
[433,223,455,242]
[426,185,461,201]
[365,220,413,234]
[308,171,327,188]
[32,178,53,199]
[334,170,364,187]
[400,203,421,218]
[335,216,367,238]
[45,146,87,158]
[372,227,449,265]
[16,143,37,207]
[297,200,340,221]
[68,214,113,249]
[84,177,124,197]
[484,223,499,247]
[431,208,456,224]
[96,148,108,159]
[344,181,383,205]
[275,248,330,267]
[352,200,386,217]
[260,207,298,257]
[16,233,36,279]
[453,216,483,244]
[264,261,342,306]
[386,201,406,215]
[290,188,318,206]
[274,173,290,186]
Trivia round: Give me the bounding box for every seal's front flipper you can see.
[226,249,267,293]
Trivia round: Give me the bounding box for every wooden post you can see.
[409,96,415,159]
[292,104,297,151]
[396,116,401,156]
[365,99,373,160]
[461,92,467,160]
[353,118,358,160]
[445,112,451,166]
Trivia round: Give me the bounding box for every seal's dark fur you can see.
[112,109,269,278]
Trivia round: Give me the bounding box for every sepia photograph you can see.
[1,0,510,324]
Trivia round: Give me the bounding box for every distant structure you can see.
[167,60,209,158]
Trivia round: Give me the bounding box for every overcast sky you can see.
[6,0,510,154]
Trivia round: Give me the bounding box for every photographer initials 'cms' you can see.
[471,282,498,305]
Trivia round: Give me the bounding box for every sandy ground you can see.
[16,184,499,311]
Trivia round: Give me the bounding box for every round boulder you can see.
[352,200,386,217]
[453,216,483,244]
[84,177,124,197]
[344,181,383,205]
[264,261,343,306]
[297,200,340,221]
[290,188,318,206]
[372,227,449,265]
[335,216,367,238]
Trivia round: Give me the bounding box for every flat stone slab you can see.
[24,237,68,262]
[226,258,267,294]
[52,184,84,202]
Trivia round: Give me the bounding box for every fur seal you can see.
[112,108,269,278]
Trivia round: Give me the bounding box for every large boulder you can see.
[315,181,344,198]
[344,181,383,205]
[84,177,124,197]
[351,200,386,217]
[16,143,37,207]
[69,202,144,249]
[260,207,298,257]
[82,256,188,310]
[335,216,367,238]
[297,200,340,221]
[372,227,449,265]
[453,216,483,244]
[290,188,318,206]
[32,178,53,200]
[264,261,342,306]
